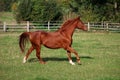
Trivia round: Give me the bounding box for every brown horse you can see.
[19,16,87,65]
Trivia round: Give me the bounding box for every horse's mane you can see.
[61,20,73,28]
[61,17,80,28]
[57,17,80,32]
[58,19,75,31]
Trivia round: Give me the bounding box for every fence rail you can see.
[0,21,120,32]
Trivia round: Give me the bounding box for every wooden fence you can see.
[0,21,120,32]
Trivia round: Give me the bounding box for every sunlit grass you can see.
[0,12,16,23]
[0,32,120,80]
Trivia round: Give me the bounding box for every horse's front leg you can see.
[23,46,34,63]
[67,51,75,65]
[66,47,81,65]
[35,46,46,64]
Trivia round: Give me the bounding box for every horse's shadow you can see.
[28,56,93,63]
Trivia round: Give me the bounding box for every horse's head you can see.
[75,16,88,31]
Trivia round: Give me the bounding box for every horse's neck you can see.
[59,21,77,39]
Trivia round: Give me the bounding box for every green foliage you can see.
[1,0,120,22]
[0,0,11,11]
[72,0,120,22]
[13,0,62,22]
[30,0,62,21]
[15,0,33,22]
[78,4,100,22]
[0,0,18,11]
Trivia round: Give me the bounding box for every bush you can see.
[14,0,62,22]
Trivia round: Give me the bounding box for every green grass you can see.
[0,12,16,23]
[0,32,120,80]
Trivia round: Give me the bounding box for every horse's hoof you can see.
[70,62,75,65]
[69,60,75,65]
[78,63,82,65]
[23,57,27,63]
[40,61,46,64]
[77,60,82,65]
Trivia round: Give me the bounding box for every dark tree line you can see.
[0,0,120,22]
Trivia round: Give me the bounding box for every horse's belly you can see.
[43,43,61,49]
[42,40,63,49]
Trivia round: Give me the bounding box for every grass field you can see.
[0,12,16,24]
[0,32,120,80]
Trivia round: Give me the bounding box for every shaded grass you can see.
[0,32,120,80]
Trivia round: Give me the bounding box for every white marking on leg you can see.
[69,60,75,65]
[23,56,27,63]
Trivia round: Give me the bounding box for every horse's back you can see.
[29,31,55,45]
[28,31,43,44]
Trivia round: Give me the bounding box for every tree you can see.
[0,0,18,11]
[0,0,12,11]
[73,0,120,22]
[13,0,33,22]
[56,0,79,21]
[14,0,62,22]
[30,0,62,21]
[12,0,120,22]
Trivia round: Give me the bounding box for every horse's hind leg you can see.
[35,45,46,64]
[23,46,34,63]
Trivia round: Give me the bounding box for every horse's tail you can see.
[19,32,30,53]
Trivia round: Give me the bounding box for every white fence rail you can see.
[0,21,120,32]
[87,22,120,32]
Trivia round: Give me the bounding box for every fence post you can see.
[3,22,6,32]
[106,23,109,31]
[48,21,50,31]
[88,22,90,31]
[27,21,30,32]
